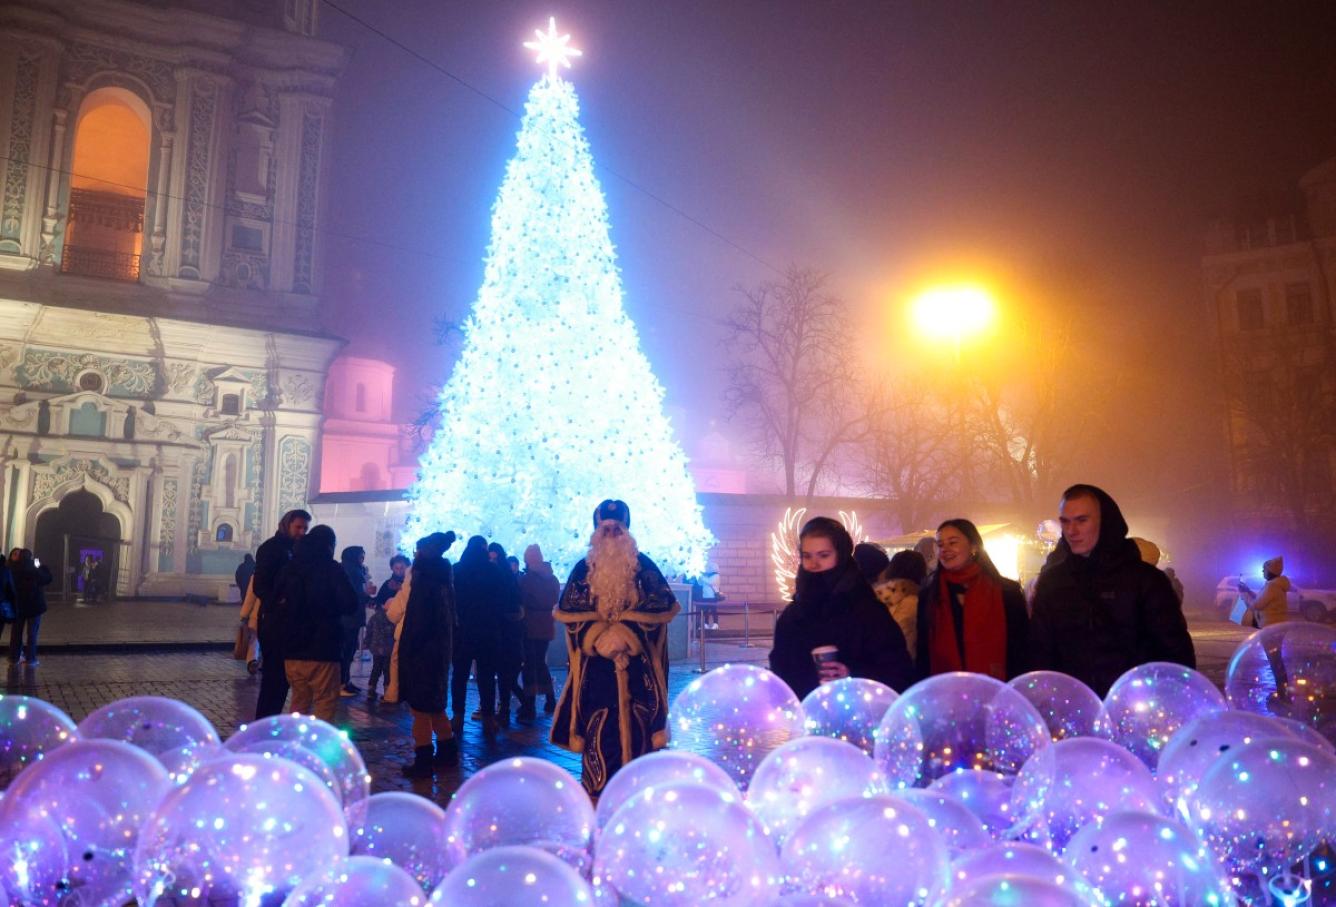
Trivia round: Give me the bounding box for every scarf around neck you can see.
[929,561,1008,679]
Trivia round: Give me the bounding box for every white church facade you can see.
[0,0,345,599]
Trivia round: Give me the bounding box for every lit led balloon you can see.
[133,753,348,905]
[801,677,899,756]
[431,845,595,905]
[746,736,888,843]
[1007,671,1110,741]
[284,855,425,906]
[1011,737,1161,853]
[442,757,593,871]
[159,741,222,786]
[896,789,991,857]
[76,695,220,759]
[225,713,370,835]
[1064,810,1233,906]
[949,842,1087,895]
[873,673,1050,789]
[782,795,949,905]
[0,808,68,907]
[352,791,453,895]
[594,749,738,830]
[936,873,1099,907]
[0,738,168,906]
[928,770,1017,839]
[0,695,77,789]
[1103,662,1226,770]
[596,781,780,906]
[671,663,806,790]
[1225,622,1336,745]
[1156,710,1294,819]
[1190,738,1336,895]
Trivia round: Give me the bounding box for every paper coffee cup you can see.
[811,645,840,666]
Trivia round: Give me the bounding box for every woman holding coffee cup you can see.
[916,518,1029,681]
[769,516,914,699]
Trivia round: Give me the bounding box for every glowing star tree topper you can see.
[524,16,583,80]
[403,23,714,578]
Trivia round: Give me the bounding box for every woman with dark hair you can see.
[769,517,914,700]
[338,546,373,697]
[487,541,525,724]
[6,549,49,666]
[917,519,1029,681]
[452,536,512,737]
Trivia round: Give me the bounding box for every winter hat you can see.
[417,531,455,559]
[852,542,891,583]
[594,499,631,529]
[1264,556,1284,577]
[1131,537,1161,566]
[524,544,544,570]
[887,549,929,586]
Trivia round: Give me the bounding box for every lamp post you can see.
[910,283,997,363]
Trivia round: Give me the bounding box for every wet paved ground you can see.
[4,611,1251,808]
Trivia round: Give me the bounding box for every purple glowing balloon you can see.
[1007,671,1111,741]
[1103,662,1226,770]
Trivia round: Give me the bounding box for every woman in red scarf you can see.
[917,519,1029,681]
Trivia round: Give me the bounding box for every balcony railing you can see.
[60,245,141,281]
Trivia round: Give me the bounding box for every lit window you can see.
[216,524,234,543]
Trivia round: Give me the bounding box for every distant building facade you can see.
[1203,155,1336,538]
[318,356,417,493]
[0,0,345,598]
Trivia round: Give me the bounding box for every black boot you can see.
[433,736,459,766]
[401,745,434,779]
[517,697,537,721]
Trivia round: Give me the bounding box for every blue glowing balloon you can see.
[1157,710,1295,819]
[747,736,888,843]
[0,808,68,907]
[1064,810,1233,906]
[595,749,738,830]
[352,791,453,895]
[929,769,1018,839]
[77,695,220,759]
[0,695,77,789]
[1103,662,1226,770]
[284,855,426,906]
[896,789,990,857]
[431,845,595,905]
[801,677,899,756]
[1007,671,1110,741]
[1225,622,1336,745]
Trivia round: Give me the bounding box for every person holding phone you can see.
[769,516,914,700]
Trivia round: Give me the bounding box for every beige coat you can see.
[382,568,412,701]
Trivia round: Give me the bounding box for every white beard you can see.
[587,522,640,620]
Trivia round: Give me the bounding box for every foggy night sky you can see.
[316,1,1336,500]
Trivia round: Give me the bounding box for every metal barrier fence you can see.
[686,600,784,673]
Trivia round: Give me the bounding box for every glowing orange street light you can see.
[910,283,998,361]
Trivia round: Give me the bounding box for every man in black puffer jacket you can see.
[1029,484,1194,697]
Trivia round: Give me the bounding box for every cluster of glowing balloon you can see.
[442,757,594,871]
[593,749,737,830]
[596,781,780,905]
[1103,662,1226,769]
[874,673,1050,789]
[781,795,949,905]
[0,695,76,789]
[284,856,425,906]
[352,792,454,894]
[1225,621,1336,744]
[1064,810,1233,905]
[133,754,349,905]
[671,663,805,790]
[0,738,168,905]
[746,736,887,842]
[1007,671,1110,740]
[1011,737,1161,852]
[801,677,898,755]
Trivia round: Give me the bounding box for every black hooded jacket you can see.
[399,553,455,713]
[770,560,915,700]
[270,530,359,663]
[1028,486,1195,696]
[452,540,518,649]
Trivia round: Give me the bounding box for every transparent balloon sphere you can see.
[1225,622,1336,745]
[747,736,887,843]
[284,855,425,906]
[443,757,594,871]
[1189,738,1336,885]
[431,845,594,906]
[352,791,454,895]
[1007,671,1110,741]
[76,695,220,759]
[781,794,949,906]
[949,842,1078,892]
[769,896,857,906]
[928,769,1018,839]
[0,695,77,789]
[1157,710,1295,819]
[1064,810,1233,906]
[0,737,168,906]
[160,741,222,786]
[935,874,1099,907]
[1103,662,1226,770]
[596,781,780,906]
[0,808,68,907]
[873,672,1050,789]
[1011,736,1161,853]
[671,663,806,790]
[133,753,349,905]
[896,789,991,857]
[801,677,899,756]
[595,749,739,830]
[225,713,371,834]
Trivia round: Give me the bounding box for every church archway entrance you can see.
[33,489,122,601]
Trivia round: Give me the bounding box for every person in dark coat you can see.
[1029,484,1195,697]
[234,554,256,603]
[917,519,1029,682]
[488,541,525,723]
[852,542,891,585]
[451,536,512,737]
[338,546,372,696]
[769,517,914,701]
[518,543,559,719]
[269,524,356,722]
[252,509,310,719]
[397,532,459,777]
[1,550,18,664]
[6,549,48,666]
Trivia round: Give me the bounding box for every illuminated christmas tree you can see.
[404,19,713,576]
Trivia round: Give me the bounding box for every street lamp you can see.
[910,283,997,361]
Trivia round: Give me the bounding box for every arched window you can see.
[355,382,367,413]
[63,87,151,281]
[216,523,234,543]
